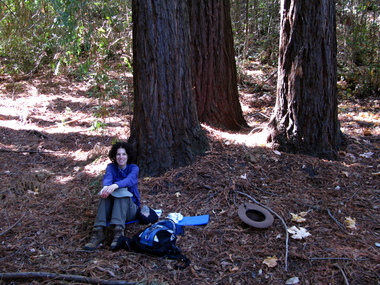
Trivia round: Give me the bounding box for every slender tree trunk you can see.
[189,0,248,131]
[267,0,343,159]
[129,0,209,177]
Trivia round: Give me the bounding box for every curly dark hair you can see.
[108,141,136,164]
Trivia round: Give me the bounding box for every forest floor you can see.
[0,64,379,285]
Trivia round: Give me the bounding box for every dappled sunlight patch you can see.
[0,75,132,137]
[338,100,380,137]
[83,156,109,176]
[245,69,265,77]
[202,124,270,148]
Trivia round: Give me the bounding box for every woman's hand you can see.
[99,184,119,198]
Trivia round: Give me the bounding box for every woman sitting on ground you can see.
[83,141,140,251]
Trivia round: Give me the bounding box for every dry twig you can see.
[326,209,347,232]
[0,212,26,237]
[334,264,350,285]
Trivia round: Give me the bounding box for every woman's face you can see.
[116,148,128,168]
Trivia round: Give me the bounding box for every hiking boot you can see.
[110,225,124,250]
[83,226,105,251]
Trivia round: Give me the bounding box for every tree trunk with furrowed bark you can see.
[189,0,248,131]
[266,0,343,159]
[129,0,209,177]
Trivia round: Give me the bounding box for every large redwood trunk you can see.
[189,0,248,131]
[267,0,343,159]
[129,0,209,177]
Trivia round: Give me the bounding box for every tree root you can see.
[0,272,135,285]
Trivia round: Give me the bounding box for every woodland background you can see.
[0,0,379,284]
[1,0,379,99]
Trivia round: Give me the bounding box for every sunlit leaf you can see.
[287,226,311,239]
[291,212,307,223]
[263,256,278,268]
[344,216,357,229]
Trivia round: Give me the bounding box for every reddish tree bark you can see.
[267,0,343,159]
[189,0,248,131]
[129,0,209,177]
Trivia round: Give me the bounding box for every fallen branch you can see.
[0,272,135,285]
[235,190,289,272]
[310,257,368,261]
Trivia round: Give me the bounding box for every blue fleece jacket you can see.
[102,163,141,206]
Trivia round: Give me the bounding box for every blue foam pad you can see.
[177,215,210,226]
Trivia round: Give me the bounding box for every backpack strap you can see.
[165,250,191,270]
[174,254,191,270]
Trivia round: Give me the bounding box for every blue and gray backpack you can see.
[115,219,190,269]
